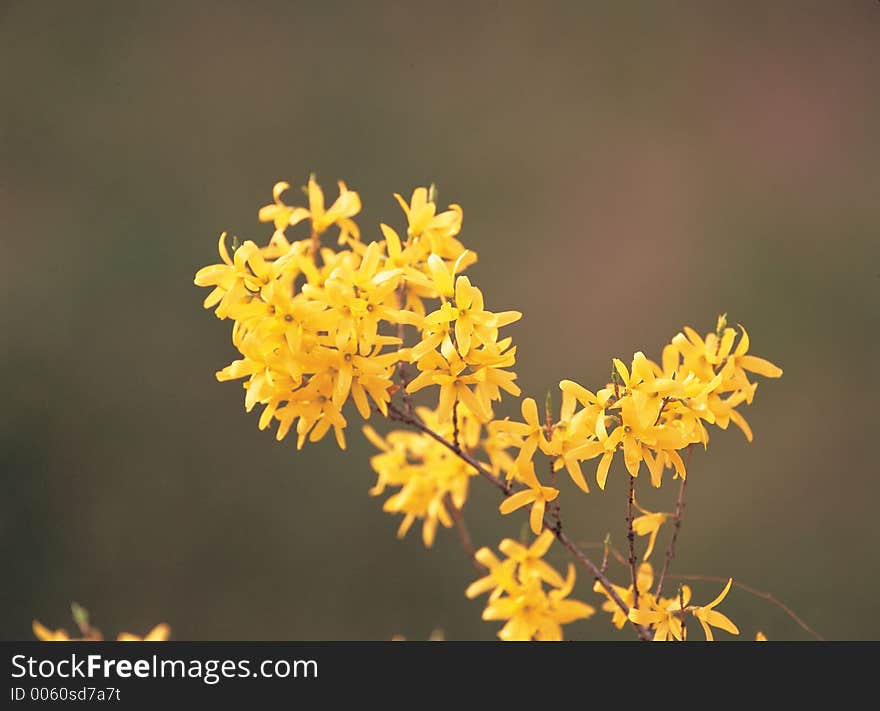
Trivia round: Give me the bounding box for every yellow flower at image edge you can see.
[627,577,740,641]
[483,564,595,641]
[32,621,72,642]
[692,578,739,641]
[468,531,594,641]
[117,624,172,642]
[32,620,171,642]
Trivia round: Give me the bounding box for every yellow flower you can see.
[632,499,667,561]
[489,397,547,466]
[692,578,740,641]
[467,338,522,413]
[481,579,547,641]
[117,624,171,642]
[543,389,598,493]
[755,631,768,641]
[424,252,461,299]
[363,406,479,548]
[465,549,519,601]
[543,564,596,635]
[33,615,170,642]
[194,234,274,320]
[362,425,411,496]
[476,544,594,641]
[378,222,438,296]
[724,325,784,379]
[594,561,655,629]
[422,275,520,357]
[198,180,787,644]
[269,375,349,449]
[628,586,691,642]
[32,620,71,641]
[197,180,526,453]
[498,530,565,588]
[480,572,593,641]
[553,317,782,491]
[258,181,311,230]
[498,460,559,535]
[405,350,491,423]
[394,187,466,258]
[259,176,361,246]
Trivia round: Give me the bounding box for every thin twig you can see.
[548,458,562,533]
[626,474,639,609]
[387,403,511,494]
[652,397,671,427]
[678,584,687,641]
[543,401,561,532]
[626,475,639,609]
[443,493,484,573]
[654,445,692,598]
[553,528,652,642]
[452,400,460,449]
[385,402,652,641]
[395,283,414,415]
[668,574,824,641]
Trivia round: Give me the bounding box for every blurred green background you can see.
[2,1,877,641]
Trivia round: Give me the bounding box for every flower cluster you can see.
[594,563,738,641]
[466,531,595,641]
[195,178,520,452]
[487,316,782,534]
[363,406,482,547]
[33,605,170,642]
[195,174,785,642]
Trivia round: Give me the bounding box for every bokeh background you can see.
[2,1,878,641]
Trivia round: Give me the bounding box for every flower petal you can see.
[499,490,536,515]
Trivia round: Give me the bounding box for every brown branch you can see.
[443,493,484,573]
[543,401,561,532]
[678,585,687,641]
[626,474,639,610]
[652,397,671,426]
[395,283,414,415]
[668,574,824,641]
[554,528,652,642]
[654,445,692,598]
[385,402,652,641]
[548,458,562,533]
[387,403,511,494]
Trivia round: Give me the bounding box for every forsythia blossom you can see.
[33,605,170,642]
[195,178,520,453]
[492,313,782,493]
[632,499,668,561]
[592,563,739,641]
[467,531,595,641]
[363,406,480,547]
[194,175,783,642]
